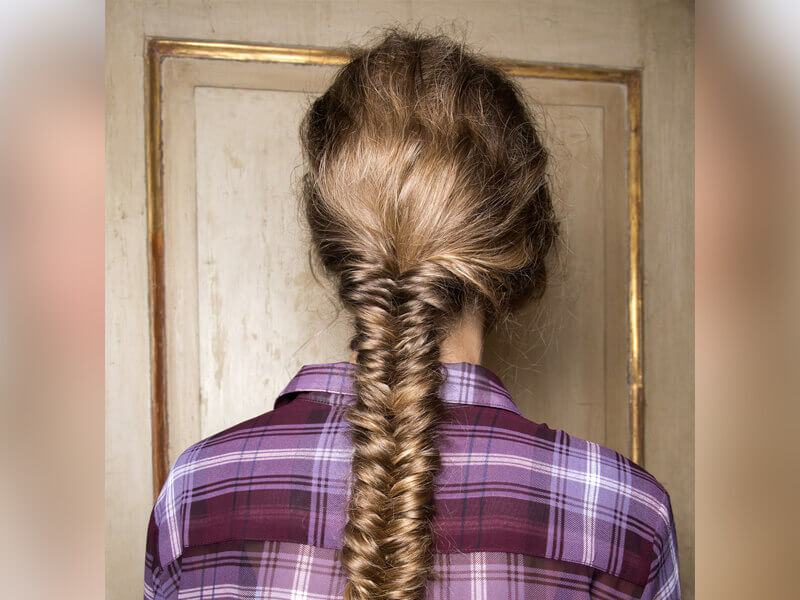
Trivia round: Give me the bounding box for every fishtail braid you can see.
[382,264,461,599]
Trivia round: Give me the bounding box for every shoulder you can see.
[440,405,675,587]
[509,409,674,536]
[158,392,343,500]
[448,404,671,510]
[147,410,273,568]
[147,395,350,568]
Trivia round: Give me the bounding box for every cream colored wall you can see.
[106,1,693,598]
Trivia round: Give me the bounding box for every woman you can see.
[143,28,680,600]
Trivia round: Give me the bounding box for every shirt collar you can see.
[276,361,522,416]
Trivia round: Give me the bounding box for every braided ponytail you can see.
[299,27,558,600]
[382,266,457,598]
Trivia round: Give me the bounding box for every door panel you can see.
[155,49,636,467]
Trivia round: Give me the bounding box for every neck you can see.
[348,306,485,365]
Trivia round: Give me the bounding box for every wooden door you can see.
[148,41,638,474]
[107,2,693,599]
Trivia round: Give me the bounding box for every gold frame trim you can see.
[144,38,644,497]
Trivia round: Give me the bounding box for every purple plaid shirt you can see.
[144,361,680,599]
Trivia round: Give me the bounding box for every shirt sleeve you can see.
[143,504,183,600]
[640,492,681,600]
[143,508,160,600]
[143,444,197,600]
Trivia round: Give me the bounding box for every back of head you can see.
[299,27,558,600]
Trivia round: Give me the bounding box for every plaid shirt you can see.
[144,361,680,599]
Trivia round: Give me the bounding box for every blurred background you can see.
[0,1,103,599]
[696,1,800,598]
[0,1,796,599]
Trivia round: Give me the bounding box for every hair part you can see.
[299,26,558,600]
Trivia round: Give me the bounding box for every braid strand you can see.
[382,266,452,599]
[339,263,399,600]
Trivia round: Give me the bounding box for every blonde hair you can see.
[299,27,558,600]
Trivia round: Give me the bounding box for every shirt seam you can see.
[159,537,649,588]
